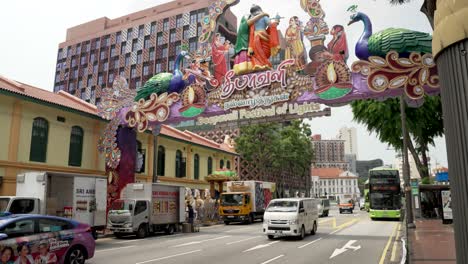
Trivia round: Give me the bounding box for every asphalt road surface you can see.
[90,208,404,264]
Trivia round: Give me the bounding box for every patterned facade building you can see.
[311,134,349,170]
[53,0,237,105]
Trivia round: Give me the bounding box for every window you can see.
[220,159,224,169]
[95,38,100,48]
[207,157,213,175]
[190,12,197,24]
[29,117,49,162]
[175,43,181,55]
[116,32,122,43]
[135,140,146,173]
[150,22,156,34]
[69,82,75,92]
[80,55,86,65]
[162,46,168,58]
[157,33,163,45]
[90,53,95,63]
[1,219,34,238]
[149,48,155,61]
[189,39,197,52]
[87,76,92,87]
[127,28,133,40]
[130,66,137,78]
[103,61,108,71]
[68,126,84,167]
[143,64,149,76]
[194,154,200,180]
[197,25,202,35]
[76,45,81,54]
[109,73,115,84]
[134,201,147,215]
[197,11,205,23]
[121,42,127,54]
[163,19,169,31]
[38,218,72,233]
[227,160,231,169]
[110,45,116,57]
[175,150,184,178]
[132,39,138,52]
[170,30,176,43]
[9,199,35,214]
[183,26,190,39]
[113,58,119,69]
[93,63,98,74]
[157,146,165,176]
[176,15,183,28]
[72,69,78,78]
[85,42,90,52]
[138,25,144,38]
[78,79,83,89]
[105,36,110,47]
[168,58,174,71]
[144,36,150,49]
[119,68,125,78]
[125,54,130,66]
[155,62,162,73]
[71,57,77,68]
[98,74,104,86]
[137,51,142,64]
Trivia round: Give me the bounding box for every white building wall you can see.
[337,127,358,158]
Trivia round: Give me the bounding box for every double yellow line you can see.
[379,223,401,264]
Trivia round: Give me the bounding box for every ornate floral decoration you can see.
[97,118,121,169]
[125,92,180,133]
[351,51,439,99]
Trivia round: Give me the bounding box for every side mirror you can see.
[0,233,8,240]
[299,208,305,213]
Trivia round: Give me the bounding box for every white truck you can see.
[107,183,185,238]
[0,171,107,239]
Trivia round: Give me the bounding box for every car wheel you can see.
[165,224,175,235]
[267,235,275,240]
[299,226,305,240]
[339,209,343,214]
[65,246,86,264]
[247,214,254,224]
[350,210,353,214]
[311,221,317,235]
[224,221,230,225]
[114,232,124,239]
[136,224,148,238]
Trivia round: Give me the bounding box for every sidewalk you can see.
[409,219,456,264]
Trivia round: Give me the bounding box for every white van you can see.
[263,198,319,240]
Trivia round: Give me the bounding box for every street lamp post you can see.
[400,96,415,228]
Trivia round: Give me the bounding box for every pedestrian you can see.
[188,204,194,225]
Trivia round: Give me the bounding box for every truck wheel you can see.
[267,235,275,240]
[165,225,175,235]
[248,214,254,224]
[311,221,317,235]
[136,224,148,238]
[325,210,329,217]
[350,209,353,214]
[114,232,124,239]
[299,226,305,240]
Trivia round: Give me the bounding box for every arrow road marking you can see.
[243,241,280,252]
[172,235,231,248]
[330,240,361,259]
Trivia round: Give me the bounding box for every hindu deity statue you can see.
[285,16,307,70]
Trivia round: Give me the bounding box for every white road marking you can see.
[298,238,323,249]
[114,234,184,244]
[243,241,280,252]
[135,249,202,264]
[96,245,136,253]
[226,236,262,245]
[226,226,255,233]
[260,254,284,264]
[172,235,232,248]
[330,240,361,259]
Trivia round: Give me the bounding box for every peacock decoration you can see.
[134,50,189,101]
[348,12,432,60]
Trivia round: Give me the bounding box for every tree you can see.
[351,96,444,180]
[235,121,314,196]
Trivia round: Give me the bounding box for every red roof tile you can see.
[311,168,345,179]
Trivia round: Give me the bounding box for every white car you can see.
[263,198,319,240]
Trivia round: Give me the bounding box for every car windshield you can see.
[266,201,298,212]
[221,194,243,206]
[0,198,10,212]
[110,199,134,211]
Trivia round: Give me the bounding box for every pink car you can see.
[0,214,95,264]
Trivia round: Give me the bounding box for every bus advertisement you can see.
[368,167,402,220]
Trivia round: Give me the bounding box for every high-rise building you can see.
[394,152,422,183]
[311,134,349,170]
[337,127,358,158]
[53,0,237,105]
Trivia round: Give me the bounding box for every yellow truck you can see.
[219,181,275,224]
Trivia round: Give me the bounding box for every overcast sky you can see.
[0,0,448,168]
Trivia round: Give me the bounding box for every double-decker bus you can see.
[364,179,370,211]
[368,167,402,220]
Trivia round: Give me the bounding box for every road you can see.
[89,208,404,264]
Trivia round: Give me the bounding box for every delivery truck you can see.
[0,171,107,239]
[107,183,185,238]
[219,181,275,224]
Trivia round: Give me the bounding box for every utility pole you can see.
[400,96,415,228]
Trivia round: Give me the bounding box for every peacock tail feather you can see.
[368,28,432,57]
[134,72,173,102]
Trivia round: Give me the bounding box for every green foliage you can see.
[134,72,173,101]
[421,177,432,184]
[351,96,444,178]
[235,121,314,177]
